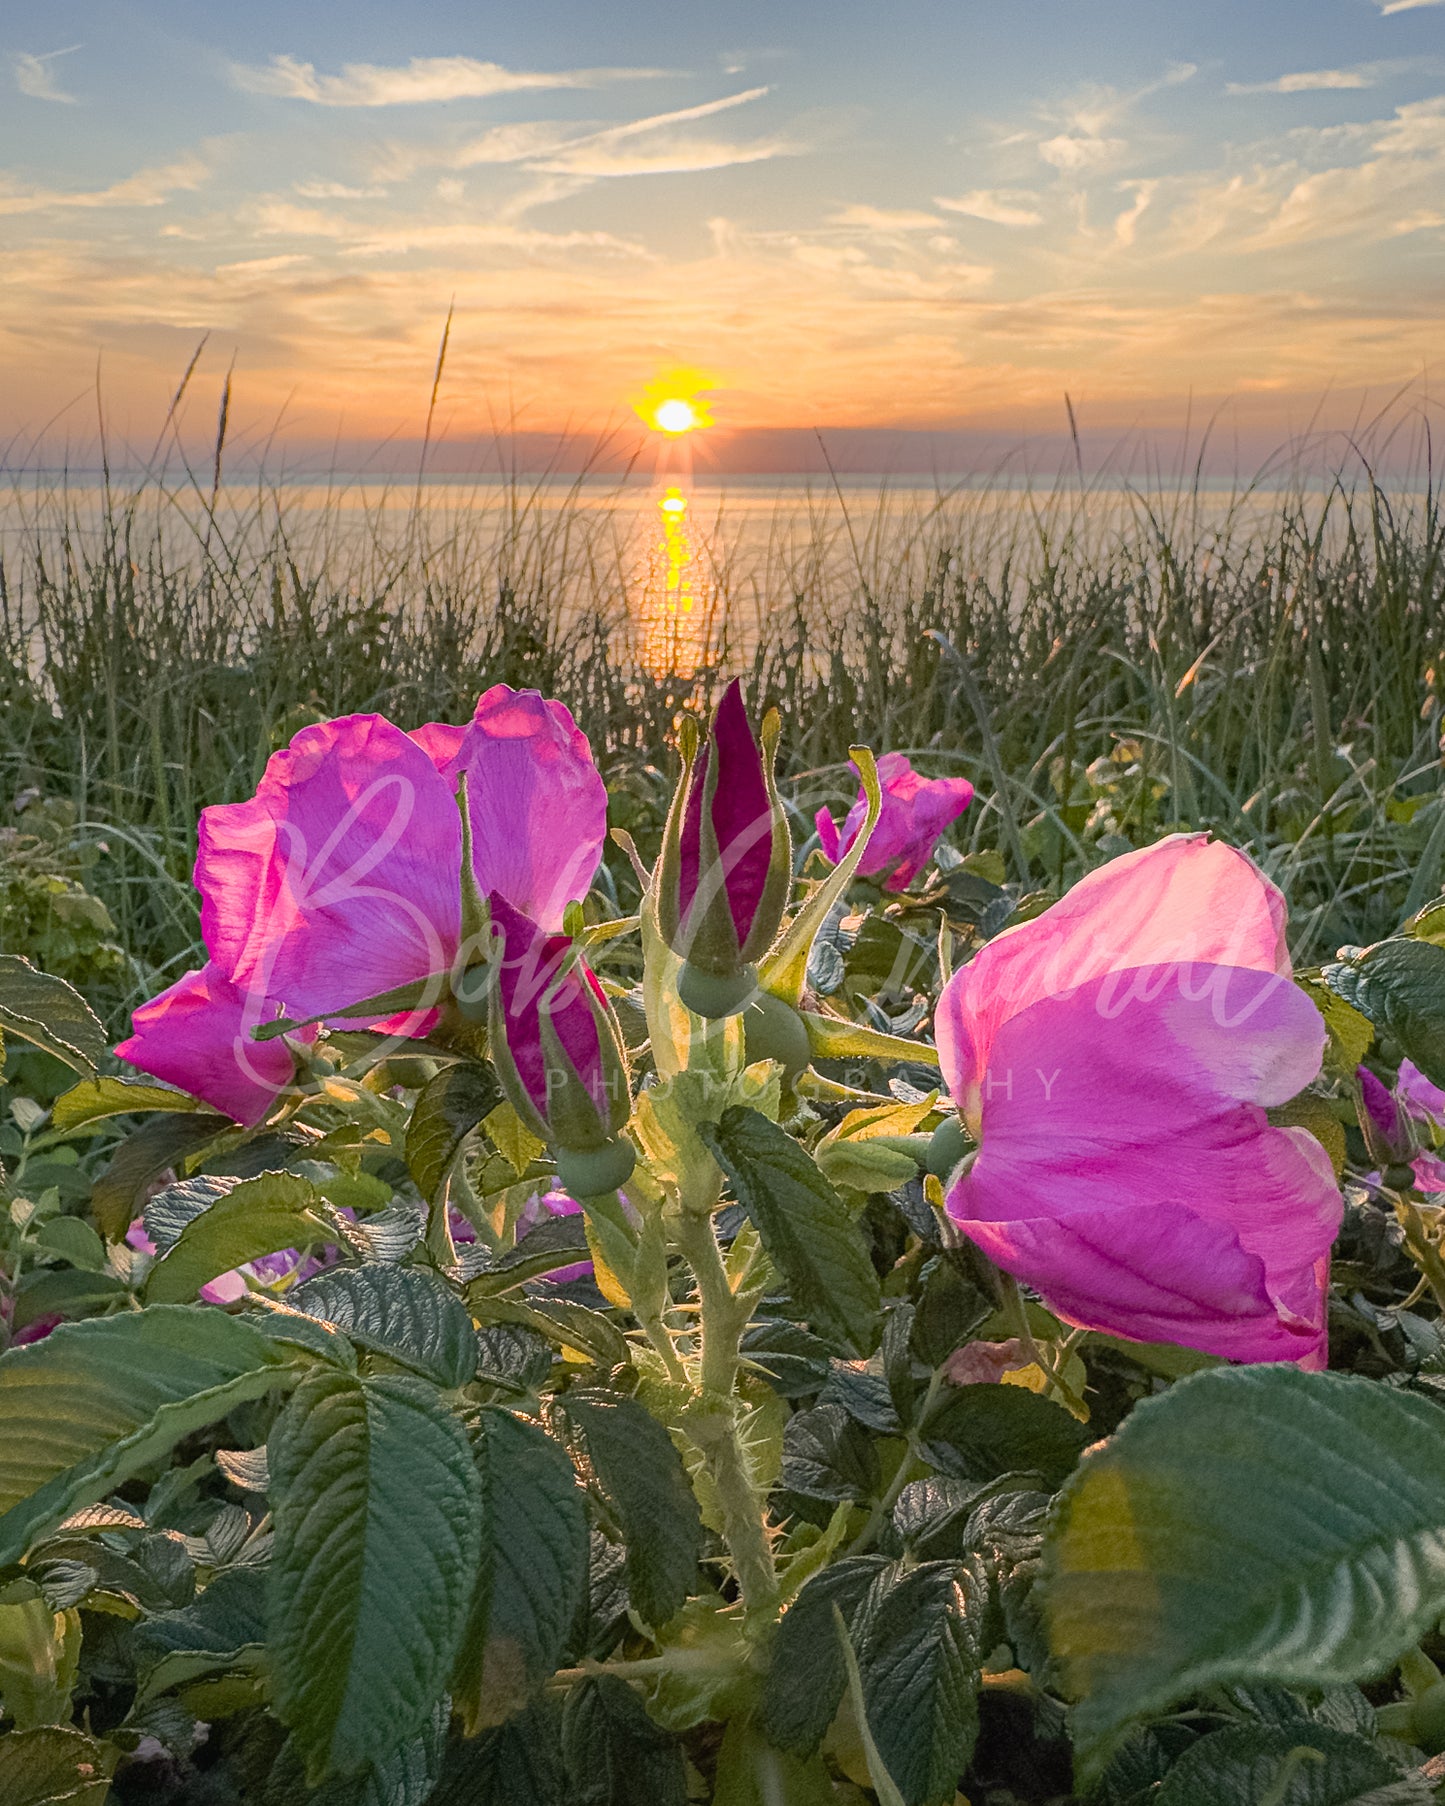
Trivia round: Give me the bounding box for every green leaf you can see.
[0,956,108,1076]
[1323,939,1445,1088]
[90,1112,230,1240]
[0,1307,290,1565]
[406,1060,501,1202]
[858,1561,981,1806]
[561,1673,688,1806]
[759,1556,888,1757]
[143,1171,334,1304]
[268,1367,482,1782]
[465,1291,632,1371]
[1154,1723,1432,1806]
[781,1402,881,1502]
[452,1408,588,1737]
[698,1106,881,1356]
[0,1594,80,1730]
[1043,1365,1445,1774]
[50,1075,203,1132]
[10,1268,128,1331]
[1295,976,1374,1077]
[921,1381,1088,1489]
[32,1216,106,1273]
[133,1567,268,1700]
[430,1700,566,1806]
[0,1724,117,1804]
[554,1389,703,1628]
[292,1265,479,1389]
[799,1009,941,1070]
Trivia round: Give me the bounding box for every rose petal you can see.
[448,686,607,931]
[488,892,605,1120]
[832,752,973,889]
[116,963,306,1126]
[936,835,1293,1107]
[944,963,1337,1365]
[197,714,460,1020]
[1400,1058,1445,1122]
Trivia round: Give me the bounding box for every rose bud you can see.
[486,892,635,1197]
[655,679,792,1018]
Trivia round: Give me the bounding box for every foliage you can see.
[1,562,1444,1802]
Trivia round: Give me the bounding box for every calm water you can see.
[0,466,1419,677]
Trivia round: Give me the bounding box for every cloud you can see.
[293,180,388,200]
[1378,0,1445,13]
[0,155,209,216]
[1038,132,1127,171]
[830,205,943,230]
[519,88,805,180]
[13,47,81,104]
[936,189,1043,226]
[1226,69,1374,94]
[231,53,669,107]
[1113,180,1157,247]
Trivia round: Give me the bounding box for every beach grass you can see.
[2,436,1442,1021]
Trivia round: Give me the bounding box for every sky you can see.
[2,0,1444,470]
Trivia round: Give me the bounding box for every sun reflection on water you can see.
[637,485,710,678]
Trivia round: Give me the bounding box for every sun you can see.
[654,398,698,435]
[635,367,715,435]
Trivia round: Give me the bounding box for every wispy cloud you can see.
[935,189,1043,226]
[830,205,942,230]
[1378,0,1445,13]
[12,46,81,104]
[292,180,389,200]
[231,53,669,107]
[526,88,795,177]
[1225,69,1374,94]
[0,155,209,216]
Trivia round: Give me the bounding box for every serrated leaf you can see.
[0,1724,117,1804]
[466,1291,631,1370]
[51,1075,203,1132]
[32,1216,106,1272]
[0,956,108,1075]
[699,1106,880,1356]
[143,1175,239,1252]
[1154,1723,1432,1806]
[921,1381,1087,1488]
[857,1560,981,1806]
[268,1368,481,1781]
[144,1171,334,1304]
[759,1556,888,1757]
[561,1673,688,1806]
[406,1061,501,1202]
[1296,976,1374,1077]
[90,1113,231,1240]
[1044,1365,1445,1775]
[453,1408,588,1736]
[781,1402,881,1501]
[133,1567,268,1700]
[292,1265,478,1388]
[554,1389,702,1628]
[0,1307,290,1565]
[430,1700,566,1806]
[1324,940,1445,1088]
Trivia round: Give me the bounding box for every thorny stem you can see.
[673,1208,780,1625]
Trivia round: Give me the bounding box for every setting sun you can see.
[635,368,715,437]
[654,398,698,434]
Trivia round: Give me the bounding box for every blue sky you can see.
[3,0,1443,458]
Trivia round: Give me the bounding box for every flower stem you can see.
[673,1208,779,1625]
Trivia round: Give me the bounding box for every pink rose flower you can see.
[935,834,1341,1367]
[118,686,607,1122]
[816,752,973,891]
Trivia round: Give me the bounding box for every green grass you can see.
[2,444,1443,1024]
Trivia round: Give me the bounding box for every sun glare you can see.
[654,398,697,434]
[635,368,714,436]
